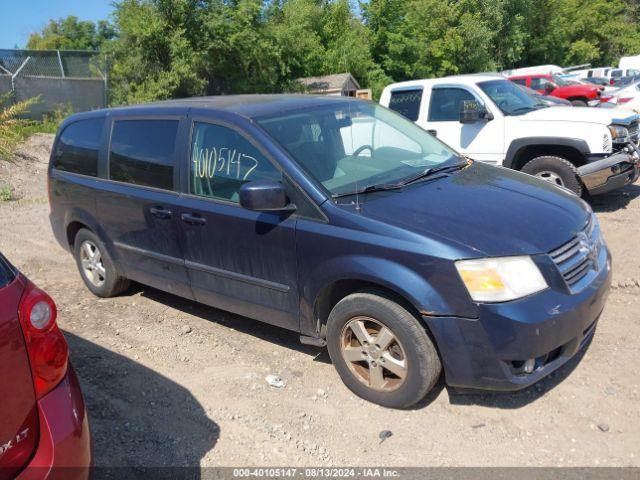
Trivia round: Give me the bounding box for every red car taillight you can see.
[18,281,68,399]
[618,97,633,104]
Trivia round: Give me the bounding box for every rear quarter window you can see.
[52,118,105,177]
[388,89,423,121]
[109,119,179,190]
[0,255,16,289]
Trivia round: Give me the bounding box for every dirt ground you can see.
[1,134,639,468]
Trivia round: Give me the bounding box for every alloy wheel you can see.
[79,240,106,287]
[340,316,408,392]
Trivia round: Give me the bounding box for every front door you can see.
[95,116,192,299]
[177,119,299,330]
[424,86,505,165]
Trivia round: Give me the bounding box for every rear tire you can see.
[326,290,441,409]
[570,99,588,107]
[521,155,583,196]
[73,228,130,298]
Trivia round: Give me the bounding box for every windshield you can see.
[257,102,461,197]
[479,79,547,115]
[552,75,570,86]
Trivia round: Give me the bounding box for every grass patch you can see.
[0,182,12,202]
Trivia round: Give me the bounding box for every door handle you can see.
[150,206,172,219]
[427,129,437,137]
[181,213,206,226]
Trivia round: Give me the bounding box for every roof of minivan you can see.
[86,94,363,120]
[383,73,504,91]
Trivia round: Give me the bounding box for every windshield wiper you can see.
[332,182,404,199]
[395,161,468,187]
[332,160,468,199]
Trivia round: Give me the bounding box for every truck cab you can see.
[380,74,640,196]
[509,73,601,106]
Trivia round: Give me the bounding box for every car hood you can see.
[349,162,590,257]
[520,106,620,124]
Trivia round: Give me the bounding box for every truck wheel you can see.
[521,156,583,196]
[326,290,442,409]
[73,228,130,297]
[571,99,588,107]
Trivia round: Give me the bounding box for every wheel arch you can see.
[505,137,589,171]
[63,208,116,259]
[302,256,469,338]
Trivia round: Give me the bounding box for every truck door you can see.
[422,85,505,165]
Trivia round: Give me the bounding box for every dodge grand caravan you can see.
[49,95,611,408]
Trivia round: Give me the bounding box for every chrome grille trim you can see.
[549,215,600,290]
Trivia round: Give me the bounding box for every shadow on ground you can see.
[124,284,593,412]
[133,285,331,364]
[590,183,640,212]
[64,332,220,478]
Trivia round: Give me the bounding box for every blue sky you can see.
[0,0,114,48]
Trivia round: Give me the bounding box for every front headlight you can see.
[608,125,630,143]
[455,256,548,303]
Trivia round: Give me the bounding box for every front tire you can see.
[570,99,588,107]
[73,228,130,297]
[326,291,441,409]
[521,155,583,196]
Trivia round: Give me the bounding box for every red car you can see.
[509,73,601,106]
[0,253,90,480]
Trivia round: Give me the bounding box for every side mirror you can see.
[239,180,295,213]
[544,83,556,94]
[460,100,488,124]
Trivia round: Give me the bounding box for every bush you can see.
[0,93,40,160]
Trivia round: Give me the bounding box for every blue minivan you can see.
[48,95,611,408]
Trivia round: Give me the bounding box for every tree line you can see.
[26,0,640,104]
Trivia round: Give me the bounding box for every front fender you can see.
[300,255,477,336]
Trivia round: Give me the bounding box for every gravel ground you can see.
[0,134,639,468]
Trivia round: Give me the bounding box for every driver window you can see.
[531,77,553,91]
[428,88,476,122]
[190,122,281,203]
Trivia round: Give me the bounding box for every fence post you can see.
[57,50,65,78]
[11,56,30,91]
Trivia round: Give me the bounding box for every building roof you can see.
[297,73,360,92]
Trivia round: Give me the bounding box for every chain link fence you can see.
[0,49,107,119]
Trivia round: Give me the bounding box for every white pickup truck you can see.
[380,74,640,196]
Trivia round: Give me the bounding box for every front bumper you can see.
[424,248,612,391]
[578,151,639,195]
[16,366,91,480]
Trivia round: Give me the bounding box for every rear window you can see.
[388,89,423,121]
[52,118,105,176]
[109,119,179,190]
[0,255,15,289]
[511,78,526,86]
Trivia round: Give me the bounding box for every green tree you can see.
[26,16,115,50]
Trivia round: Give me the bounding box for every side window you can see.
[53,118,104,176]
[109,119,179,190]
[190,122,281,203]
[611,69,622,78]
[427,88,475,122]
[511,78,526,86]
[388,89,423,121]
[530,77,553,90]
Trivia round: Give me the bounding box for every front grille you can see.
[549,215,601,290]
